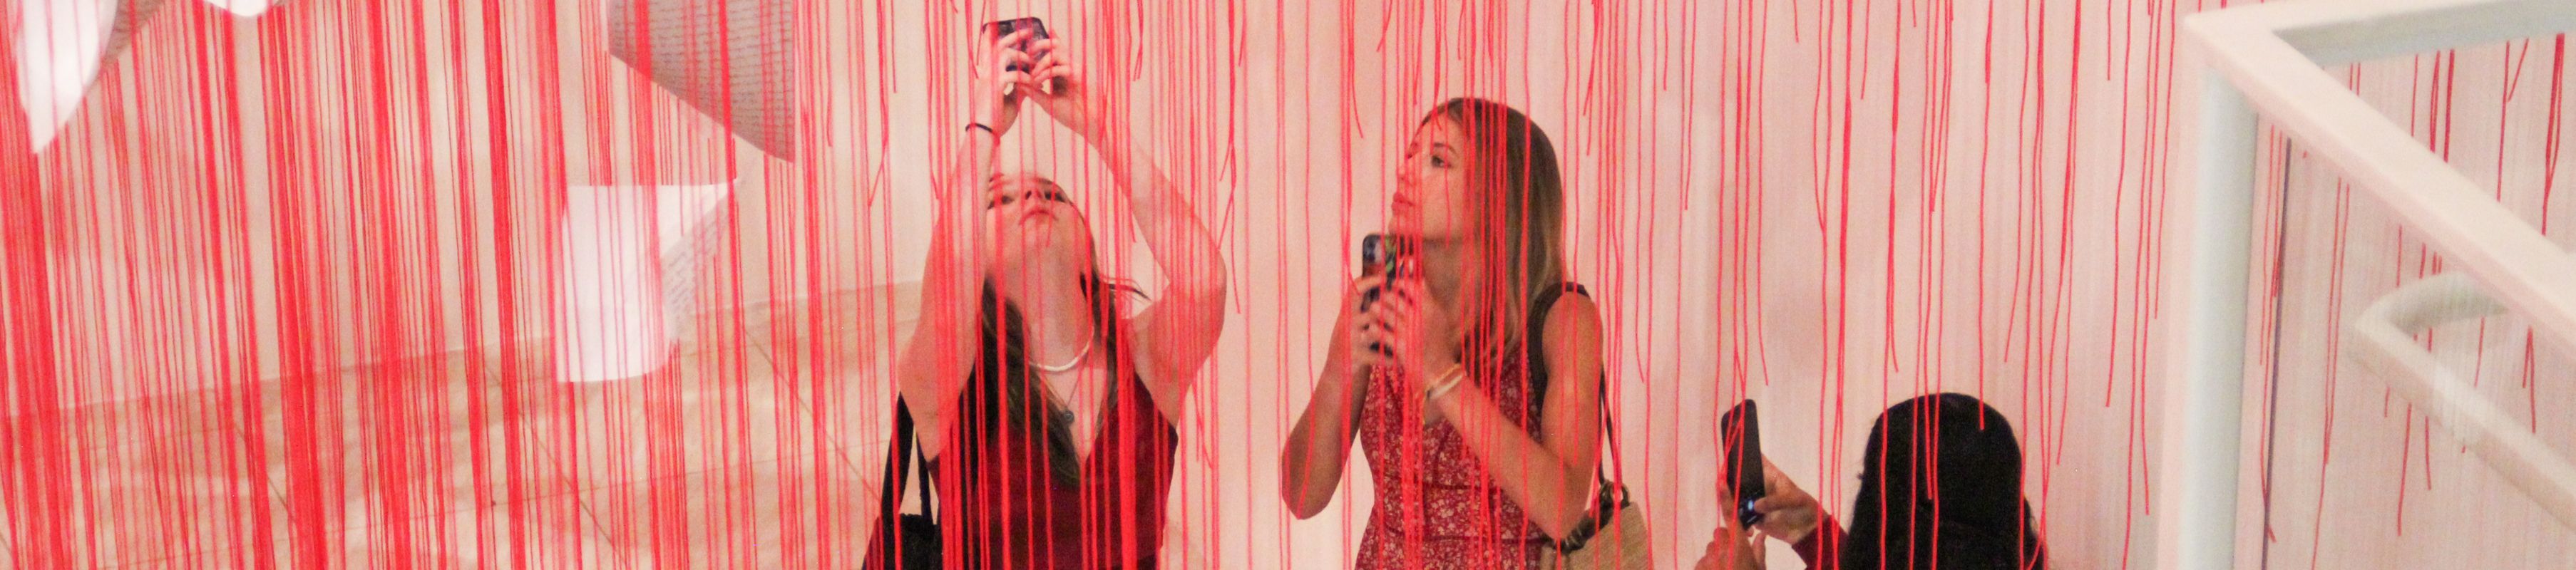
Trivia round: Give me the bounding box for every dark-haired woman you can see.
[1278,98,1610,569]
[1694,393,2050,570]
[867,26,1226,569]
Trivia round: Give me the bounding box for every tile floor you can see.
[4,286,916,569]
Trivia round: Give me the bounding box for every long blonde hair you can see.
[1427,98,1568,354]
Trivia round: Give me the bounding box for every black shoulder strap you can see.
[1527,283,1638,556]
[1525,284,1624,486]
[866,400,940,569]
[1524,283,1584,412]
[881,400,937,522]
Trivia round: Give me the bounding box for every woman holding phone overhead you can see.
[1278,98,1618,569]
[865,21,1228,569]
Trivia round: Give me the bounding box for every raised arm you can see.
[1279,276,1388,517]
[892,26,1040,459]
[1023,39,1228,418]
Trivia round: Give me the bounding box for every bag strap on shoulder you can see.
[1527,284,1625,489]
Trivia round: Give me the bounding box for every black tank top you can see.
[878,282,1177,569]
[932,343,1179,569]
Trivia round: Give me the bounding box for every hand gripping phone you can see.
[1359,234,1414,357]
[1721,400,1767,527]
[982,17,1052,72]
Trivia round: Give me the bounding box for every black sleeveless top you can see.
[874,289,1180,569]
[933,345,1177,569]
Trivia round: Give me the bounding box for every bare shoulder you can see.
[1542,291,1604,359]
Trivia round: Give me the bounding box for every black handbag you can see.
[864,401,941,570]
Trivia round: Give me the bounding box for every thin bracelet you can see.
[965,123,997,137]
[1420,362,1464,393]
[1420,363,1467,425]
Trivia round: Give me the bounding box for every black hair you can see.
[1844,393,2048,570]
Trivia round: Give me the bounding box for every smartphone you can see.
[1361,234,1411,277]
[1359,234,1413,306]
[1358,234,1412,357]
[982,17,1052,72]
[1721,400,1767,527]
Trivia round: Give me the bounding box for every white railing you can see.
[2162,0,2576,568]
[2347,268,2576,527]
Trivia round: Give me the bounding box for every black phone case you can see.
[1358,234,1408,357]
[986,18,1051,72]
[1722,400,1766,527]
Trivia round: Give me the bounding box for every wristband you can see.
[1420,363,1467,425]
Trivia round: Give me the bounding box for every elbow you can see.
[1279,479,1317,520]
[1162,233,1229,301]
[1166,276,1230,327]
[1534,504,1586,543]
[1278,453,1330,519]
[1534,465,1600,542]
[1173,264,1229,304]
[1283,488,1326,520]
[1283,489,1329,521]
